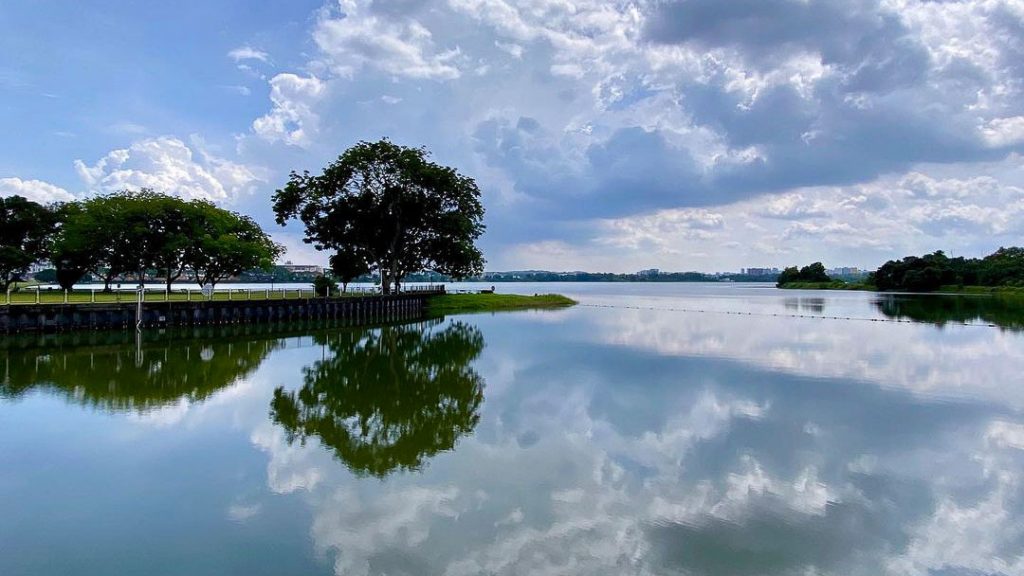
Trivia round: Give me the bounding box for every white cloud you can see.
[982,116,1024,147]
[228,46,270,63]
[251,73,326,147]
[494,40,524,59]
[73,136,261,202]
[887,473,1024,576]
[313,0,461,80]
[0,177,76,203]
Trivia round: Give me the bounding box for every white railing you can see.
[1,284,446,305]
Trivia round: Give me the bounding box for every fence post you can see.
[228,289,232,301]
[91,289,95,303]
[64,289,68,304]
[35,287,40,304]
[187,288,191,302]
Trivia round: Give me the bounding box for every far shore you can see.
[778,282,1024,297]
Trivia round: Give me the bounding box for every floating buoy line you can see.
[577,303,1001,329]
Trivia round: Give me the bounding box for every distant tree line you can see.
[776,262,831,286]
[0,190,281,292]
[869,247,1024,291]
[778,247,1024,292]
[479,271,788,282]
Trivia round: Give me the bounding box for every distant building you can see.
[637,268,661,277]
[742,267,781,276]
[278,264,324,275]
[828,267,865,277]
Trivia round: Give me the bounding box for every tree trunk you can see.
[380,268,391,295]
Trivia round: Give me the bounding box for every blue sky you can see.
[3,0,1024,272]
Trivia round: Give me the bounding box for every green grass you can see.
[427,293,577,315]
[936,285,1024,297]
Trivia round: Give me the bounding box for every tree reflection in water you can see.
[874,293,1024,331]
[271,319,485,478]
[0,327,284,412]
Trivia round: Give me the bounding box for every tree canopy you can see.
[776,262,831,286]
[273,139,485,294]
[0,195,57,291]
[868,248,1024,292]
[47,189,282,291]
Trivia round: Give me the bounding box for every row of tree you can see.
[0,190,281,292]
[870,247,1024,291]
[778,247,1024,292]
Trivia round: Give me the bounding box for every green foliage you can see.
[270,321,485,477]
[777,262,831,286]
[273,139,486,295]
[312,275,337,297]
[0,195,58,291]
[48,189,282,291]
[329,248,371,292]
[869,247,1024,292]
[777,281,869,290]
[184,203,282,290]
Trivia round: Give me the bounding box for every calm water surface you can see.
[2,283,1024,575]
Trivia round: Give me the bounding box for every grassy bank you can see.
[777,281,874,290]
[935,285,1024,297]
[427,293,577,315]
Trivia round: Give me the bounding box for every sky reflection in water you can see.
[1,284,1023,576]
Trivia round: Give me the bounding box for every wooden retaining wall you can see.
[0,293,437,334]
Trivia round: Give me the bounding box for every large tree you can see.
[185,206,282,291]
[273,139,485,294]
[0,195,57,291]
[50,201,107,291]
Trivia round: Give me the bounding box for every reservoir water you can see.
[2,283,1023,575]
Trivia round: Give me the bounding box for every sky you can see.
[2,0,1024,273]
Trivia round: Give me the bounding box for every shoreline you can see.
[777,283,1024,297]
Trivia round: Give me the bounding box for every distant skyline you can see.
[2,0,1024,273]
